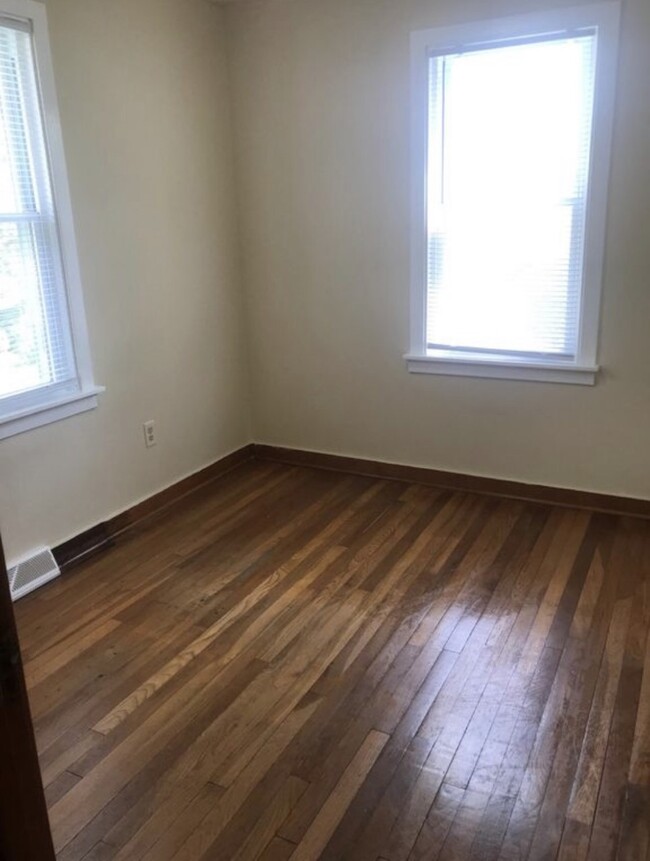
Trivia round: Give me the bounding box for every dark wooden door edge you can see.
[53,444,255,572]
[0,538,56,860]
[252,444,650,519]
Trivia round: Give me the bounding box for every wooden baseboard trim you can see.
[253,444,650,519]
[53,444,255,572]
[52,439,650,575]
[54,523,114,572]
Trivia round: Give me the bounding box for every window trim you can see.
[407,3,621,385]
[0,0,102,439]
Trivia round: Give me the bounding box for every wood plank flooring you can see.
[14,460,650,860]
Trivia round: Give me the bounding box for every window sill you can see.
[0,386,105,440]
[405,353,598,385]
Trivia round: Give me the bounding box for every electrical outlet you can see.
[143,420,156,448]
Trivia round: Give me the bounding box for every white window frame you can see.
[406,3,621,385]
[0,0,102,440]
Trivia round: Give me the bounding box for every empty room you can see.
[0,0,648,858]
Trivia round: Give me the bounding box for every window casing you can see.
[0,0,100,439]
[407,4,621,384]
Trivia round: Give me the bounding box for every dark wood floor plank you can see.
[11,463,649,861]
[437,788,491,861]
[257,836,298,861]
[289,730,389,861]
[407,781,465,860]
[55,660,266,861]
[149,699,325,861]
[587,585,646,861]
[320,507,549,861]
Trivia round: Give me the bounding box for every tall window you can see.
[408,5,620,384]
[0,0,99,439]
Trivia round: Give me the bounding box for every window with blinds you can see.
[427,35,595,359]
[0,1,98,437]
[408,5,620,384]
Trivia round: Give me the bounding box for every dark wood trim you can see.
[253,444,650,519]
[54,523,114,572]
[52,440,650,576]
[107,444,255,536]
[53,444,255,571]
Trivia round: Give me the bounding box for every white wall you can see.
[0,0,251,563]
[224,0,650,501]
[2,0,648,565]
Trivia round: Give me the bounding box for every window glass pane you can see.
[0,22,77,405]
[0,27,36,213]
[427,35,596,358]
[0,221,52,396]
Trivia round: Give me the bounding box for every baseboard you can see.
[53,444,255,572]
[51,438,650,576]
[253,444,650,519]
[54,523,114,572]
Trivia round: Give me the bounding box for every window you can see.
[0,0,100,439]
[407,4,621,384]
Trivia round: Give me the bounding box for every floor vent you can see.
[8,547,61,601]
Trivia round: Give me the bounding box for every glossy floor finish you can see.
[15,461,650,861]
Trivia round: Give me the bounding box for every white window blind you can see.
[0,16,77,407]
[426,33,597,360]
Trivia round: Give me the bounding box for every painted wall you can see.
[225,0,650,501]
[2,0,648,564]
[0,0,251,563]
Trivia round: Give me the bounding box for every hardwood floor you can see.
[14,460,650,860]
